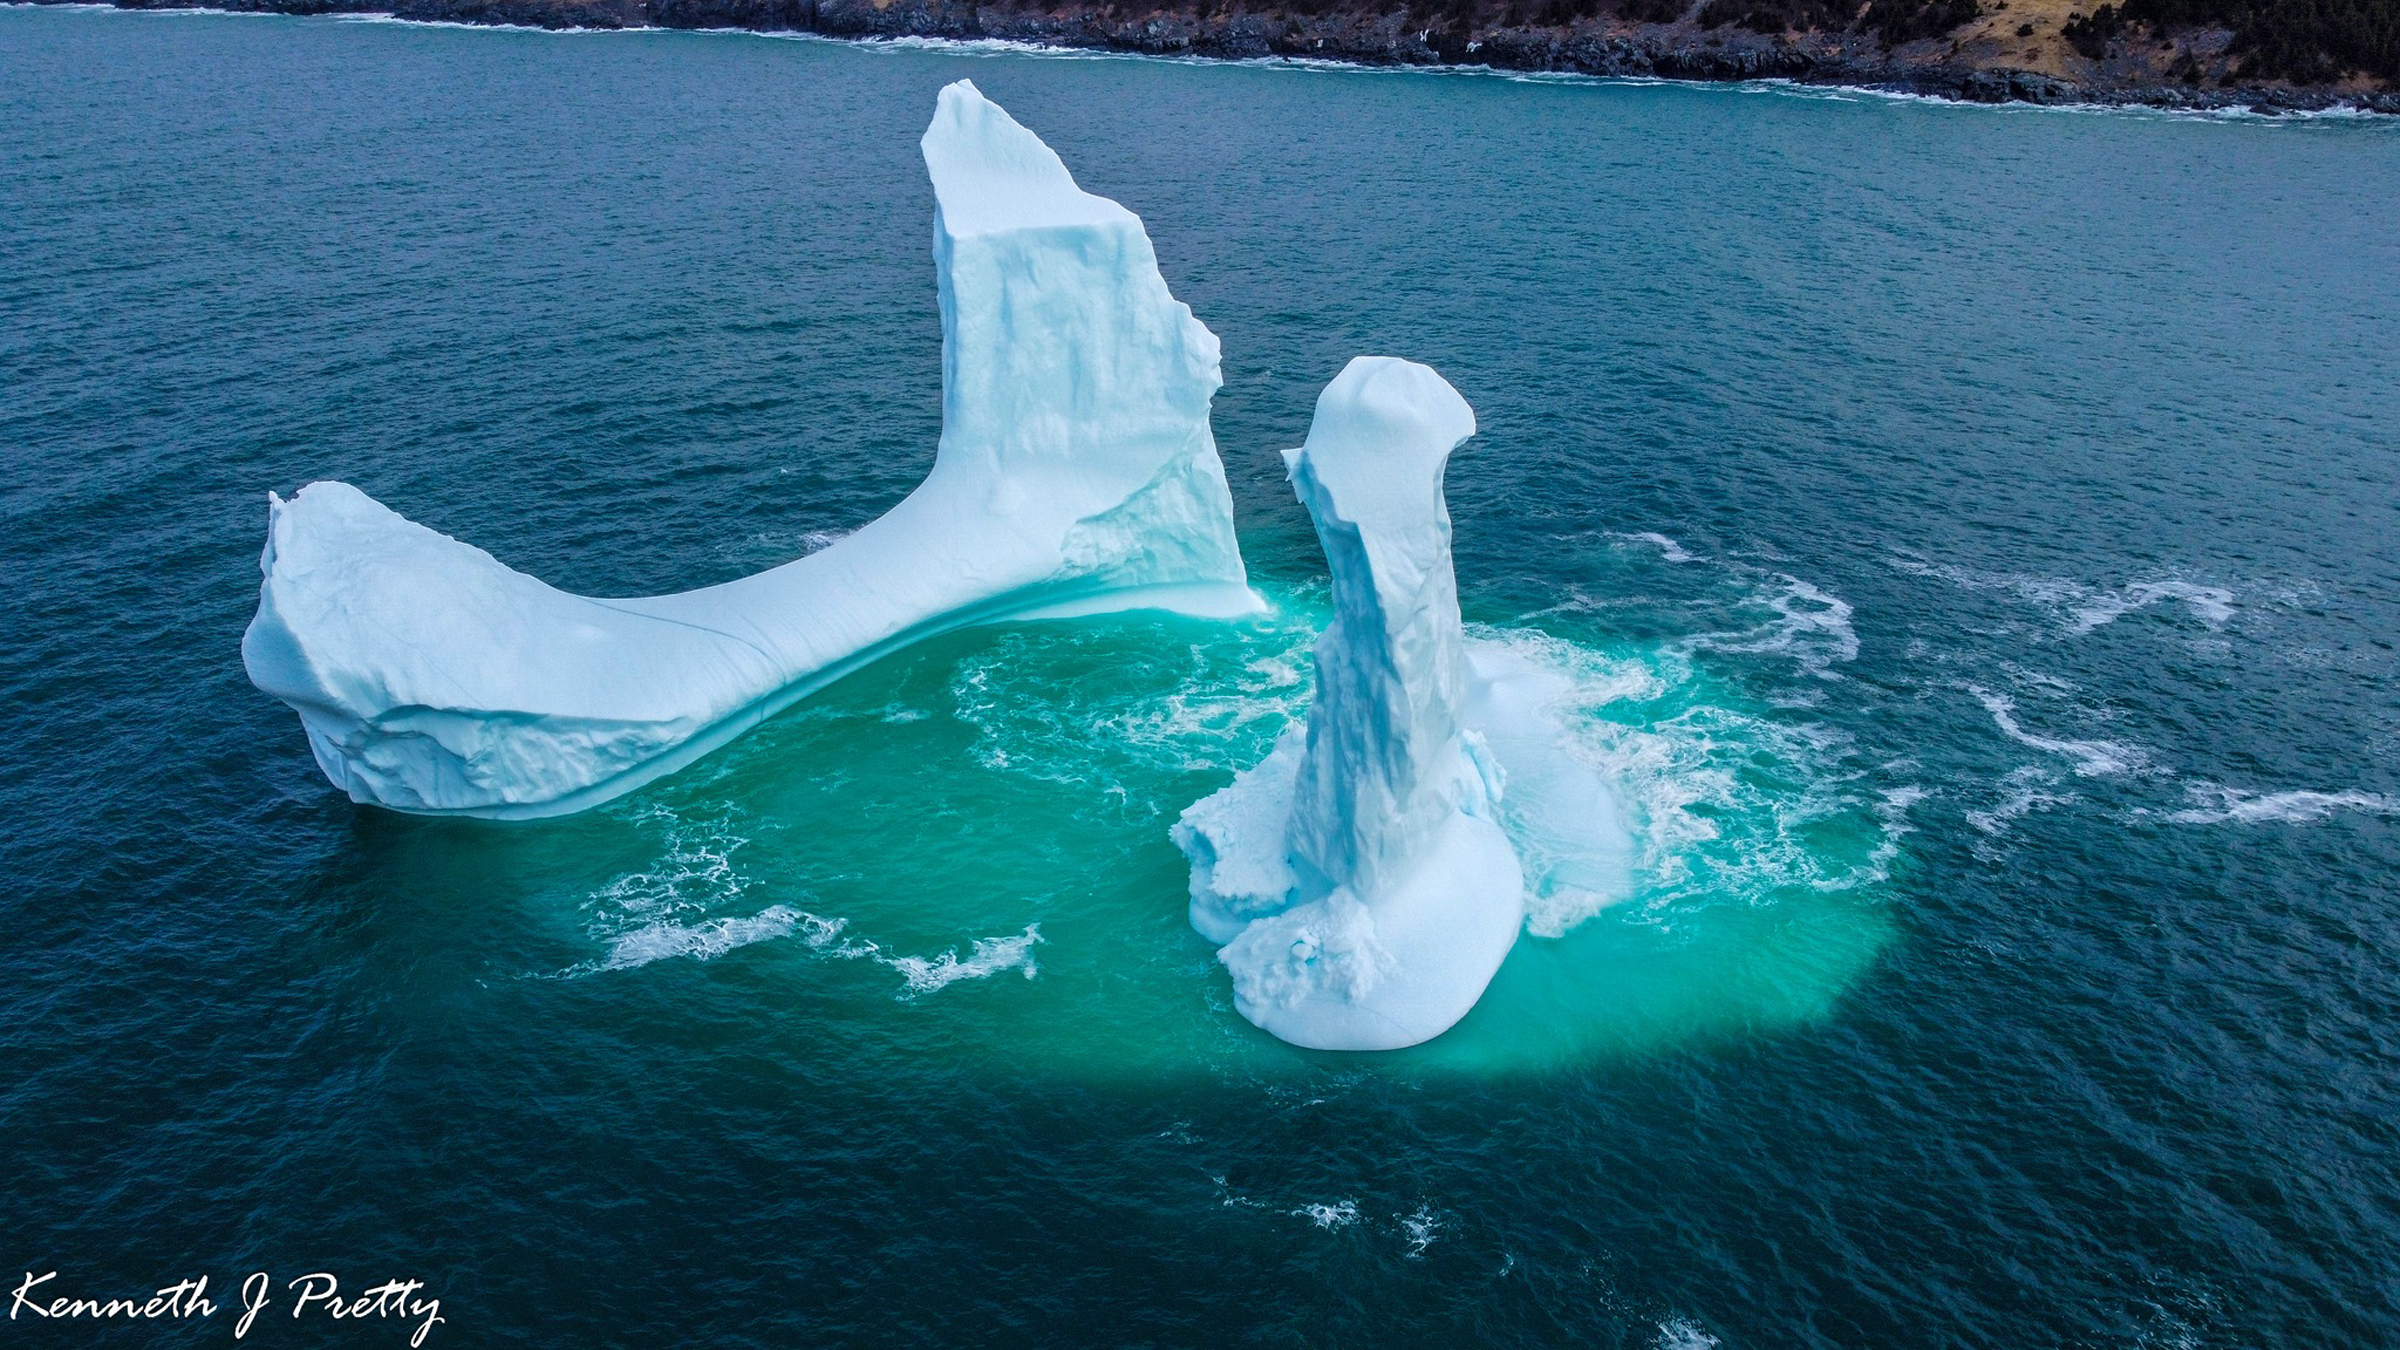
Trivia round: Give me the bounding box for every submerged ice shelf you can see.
[243,80,1253,818]
[1174,359,1628,1051]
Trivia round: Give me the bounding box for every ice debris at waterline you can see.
[1174,358,1629,1051]
[242,80,1253,819]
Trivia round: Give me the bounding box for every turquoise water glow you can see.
[5,8,2398,1344]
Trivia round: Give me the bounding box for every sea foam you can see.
[1891,554,2237,637]
[1689,575,1860,681]
[1970,687,2149,777]
[2166,786,2400,825]
[1964,765,2073,838]
[876,924,1044,994]
[593,905,846,973]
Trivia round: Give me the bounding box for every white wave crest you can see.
[592,904,847,972]
[1655,1319,1721,1350]
[1687,575,1859,680]
[571,808,1043,991]
[587,805,752,916]
[1293,1200,1359,1229]
[1398,1205,1442,1257]
[1891,555,2236,636]
[2166,786,2400,825]
[2066,580,2235,634]
[334,11,655,33]
[876,924,1044,995]
[1965,766,2073,836]
[1970,687,2148,777]
[1613,531,1699,563]
[1868,783,1929,867]
[1466,626,1901,933]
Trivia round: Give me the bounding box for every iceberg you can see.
[243,81,1255,819]
[1173,357,1529,1051]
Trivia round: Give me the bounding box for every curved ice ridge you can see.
[1173,358,1624,1051]
[243,81,1255,818]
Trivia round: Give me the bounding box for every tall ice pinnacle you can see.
[1172,358,1527,1051]
[243,80,1254,818]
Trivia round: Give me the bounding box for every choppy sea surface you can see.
[4,7,2398,1344]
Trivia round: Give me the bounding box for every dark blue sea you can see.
[5,6,2399,1344]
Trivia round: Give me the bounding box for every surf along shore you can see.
[41,0,2400,113]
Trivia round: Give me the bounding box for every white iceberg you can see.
[244,81,1255,818]
[1173,357,1531,1051]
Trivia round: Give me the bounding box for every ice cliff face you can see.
[243,81,1253,818]
[1282,359,1489,906]
[1174,358,1527,1051]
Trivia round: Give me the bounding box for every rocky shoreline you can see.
[58,0,2400,113]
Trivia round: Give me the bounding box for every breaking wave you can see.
[1890,554,2238,636]
[945,583,1899,948]
[1292,1200,1359,1229]
[1467,625,1903,936]
[591,904,846,973]
[1685,574,1860,682]
[1964,766,2073,839]
[2166,786,2400,825]
[2065,580,2235,634]
[873,924,1044,995]
[1654,1319,1722,1350]
[1611,531,1701,563]
[569,806,1042,993]
[1969,686,2149,777]
[1398,1205,1442,1257]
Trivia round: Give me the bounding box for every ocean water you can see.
[4,7,2398,1344]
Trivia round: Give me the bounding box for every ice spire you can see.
[1174,358,1526,1051]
